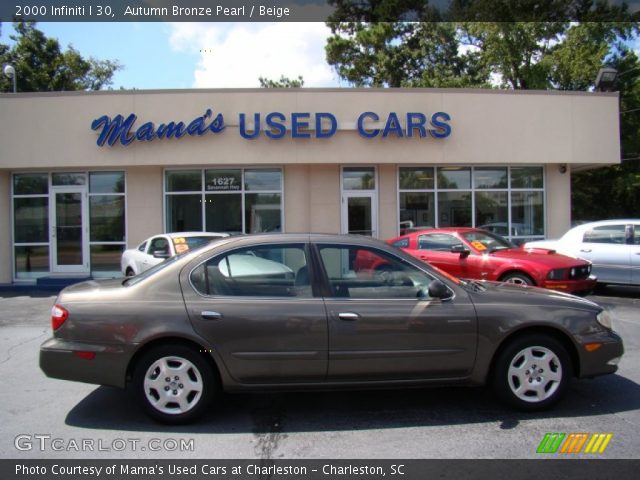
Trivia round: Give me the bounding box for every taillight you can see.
[51,304,69,330]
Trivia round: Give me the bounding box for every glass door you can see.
[341,166,378,237]
[50,187,89,274]
[342,193,377,237]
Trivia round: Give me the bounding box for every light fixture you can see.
[595,67,618,92]
[559,164,567,174]
[3,64,16,93]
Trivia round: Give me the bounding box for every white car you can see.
[121,232,229,276]
[525,219,640,285]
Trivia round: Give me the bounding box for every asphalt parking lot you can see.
[0,286,638,460]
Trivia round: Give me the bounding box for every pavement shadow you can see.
[65,373,640,434]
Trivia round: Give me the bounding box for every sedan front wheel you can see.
[133,345,216,424]
[493,334,571,410]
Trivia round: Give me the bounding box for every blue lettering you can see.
[265,112,287,139]
[430,112,451,138]
[406,112,427,138]
[357,112,380,138]
[316,113,337,138]
[291,112,311,139]
[135,122,155,141]
[239,113,261,139]
[156,122,187,139]
[91,114,136,146]
[382,112,404,138]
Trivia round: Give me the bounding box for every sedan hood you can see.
[468,279,600,310]
[490,247,585,267]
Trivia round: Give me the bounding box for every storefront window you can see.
[474,168,507,189]
[398,166,545,242]
[89,172,125,194]
[438,192,472,227]
[52,173,86,186]
[166,168,283,234]
[15,246,49,279]
[511,191,544,236]
[14,197,49,243]
[246,194,282,233]
[205,194,242,232]
[437,167,471,189]
[475,191,509,233]
[90,245,125,273]
[89,196,125,242]
[166,170,202,192]
[343,167,375,190]
[511,167,543,188]
[399,192,435,232]
[13,173,48,195]
[166,195,203,231]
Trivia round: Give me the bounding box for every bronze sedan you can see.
[40,234,623,424]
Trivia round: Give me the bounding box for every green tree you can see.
[0,22,121,92]
[258,75,305,88]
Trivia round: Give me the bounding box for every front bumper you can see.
[542,274,597,295]
[40,337,135,389]
[576,329,624,378]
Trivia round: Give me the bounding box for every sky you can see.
[0,22,342,89]
[2,22,640,91]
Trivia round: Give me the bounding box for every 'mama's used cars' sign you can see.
[91,109,452,147]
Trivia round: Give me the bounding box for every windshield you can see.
[461,231,514,252]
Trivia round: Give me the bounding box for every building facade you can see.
[0,88,620,284]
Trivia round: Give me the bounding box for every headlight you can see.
[596,309,615,330]
[547,268,566,280]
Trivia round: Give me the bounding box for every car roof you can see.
[163,231,230,238]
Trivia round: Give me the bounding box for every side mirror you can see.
[419,279,452,300]
[450,244,470,258]
[153,250,171,259]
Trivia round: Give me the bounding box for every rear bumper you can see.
[40,337,135,389]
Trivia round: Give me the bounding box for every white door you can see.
[50,186,89,274]
[341,193,378,237]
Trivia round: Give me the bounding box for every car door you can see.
[315,243,477,381]
[579,224,631,284]
[413,233,468,278]
[181,242,328,384]
[631,223,640,285]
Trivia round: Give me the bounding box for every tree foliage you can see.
[258,75,305,88]
[0,22,121,92]
[325,1,640,220]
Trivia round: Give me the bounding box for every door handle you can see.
[201,311,222,320]
[338,312,360,321]
[579,249,592,253]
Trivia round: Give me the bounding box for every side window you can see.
[149,237,170,254]
[137,241,147,252]
[583,225,626,244]
[417,233,462,251]
[391,238,409,248]
[190,244,311,298]
[317,244,438,299]
[633,225,640,245]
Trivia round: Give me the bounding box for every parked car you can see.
[41,233,622,424]
[121,232,229,276]
[387,228,596,295]
[525,220,640,286]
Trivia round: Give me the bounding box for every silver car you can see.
[525,220,640,285]
[41,234,623,424]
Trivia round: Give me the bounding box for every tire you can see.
[492,334,571,411]
[133,345,216,424]
[501,272,535,286]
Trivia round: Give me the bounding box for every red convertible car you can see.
[386,228,597,295]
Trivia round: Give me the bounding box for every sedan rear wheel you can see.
[134,345,215,424]
[493,334,571,410]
